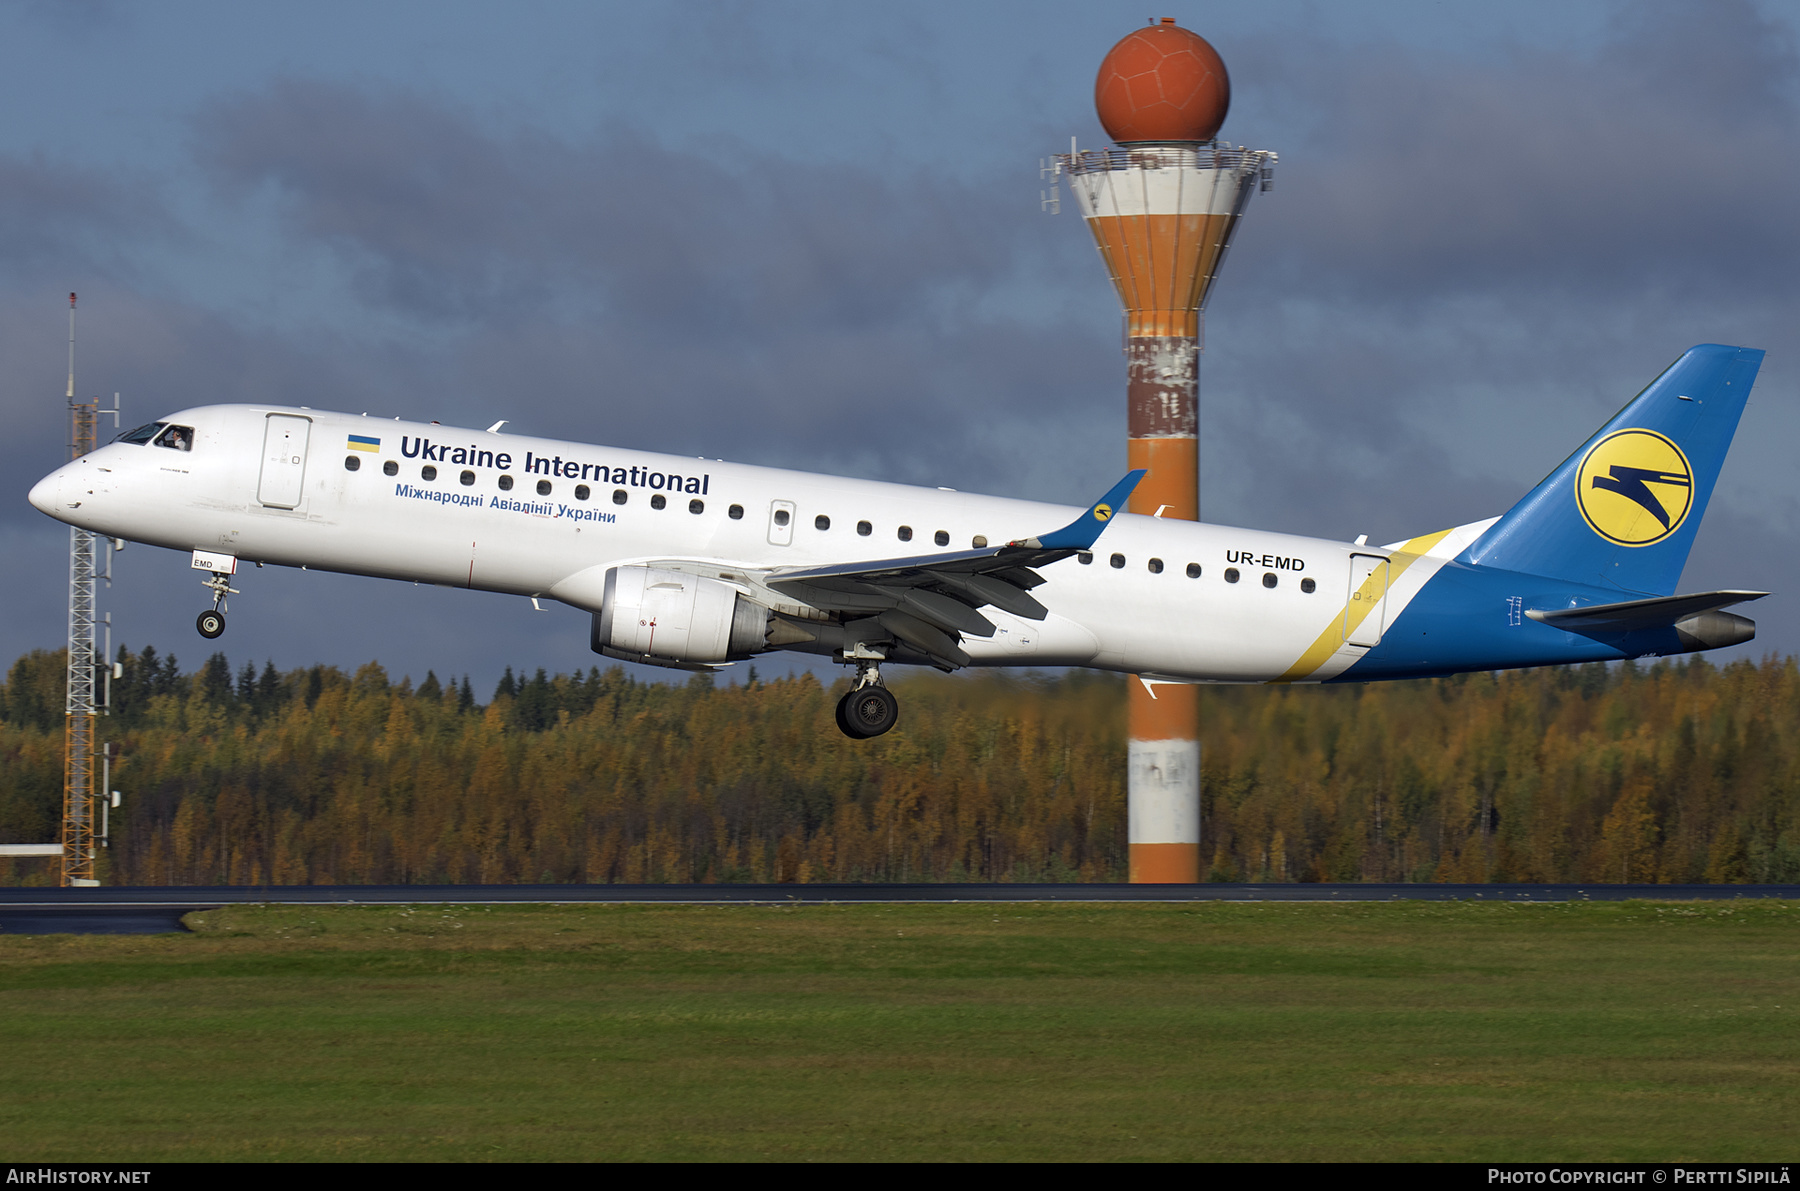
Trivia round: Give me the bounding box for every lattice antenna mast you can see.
[63,292,101,886]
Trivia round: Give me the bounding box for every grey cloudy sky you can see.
[1,0,1795,689]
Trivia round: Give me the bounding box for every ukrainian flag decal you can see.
[347,434,381,453]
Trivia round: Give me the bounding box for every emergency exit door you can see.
[767,500,796,546]
[258,414,311,508]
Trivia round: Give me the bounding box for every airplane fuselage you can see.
[30,402,1697,685]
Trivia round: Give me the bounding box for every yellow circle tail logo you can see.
[1575,428,1694,547]
[1093,504,1113,521]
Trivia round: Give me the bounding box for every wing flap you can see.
[933,572,1048,620]
[897,588,995,637]
[879,610,970,668]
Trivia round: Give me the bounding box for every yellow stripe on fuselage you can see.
[1270,527,1455,684]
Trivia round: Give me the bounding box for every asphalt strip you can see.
[2,883,1796,934]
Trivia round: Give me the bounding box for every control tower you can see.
[1057,19,1275,883]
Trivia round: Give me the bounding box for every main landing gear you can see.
[836,658,899,739]
[196,571,238,640]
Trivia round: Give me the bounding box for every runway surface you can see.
[2,882,1797,933]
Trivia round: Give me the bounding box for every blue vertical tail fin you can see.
[1459,345,1762,595]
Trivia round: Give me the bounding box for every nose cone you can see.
[28,462,89,521]
[28,467,64,516]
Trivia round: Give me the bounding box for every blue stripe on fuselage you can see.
[1331,561,1687,681]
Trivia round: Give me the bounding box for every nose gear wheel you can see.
[196,571,240,639]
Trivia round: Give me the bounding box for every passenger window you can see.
[934,530,949,546]
[343,455,360,472]
[1301,578,1316,593]
[972,535,988,548]
[690,499,704,514]
[898,526,913,542]
[459,470,475,486]
[1224,568,1240,583]
[857,520,872,536]
[383,460,398,476]
[1148,558,1163,574]
[1263,573,1278,589]
[612,489,627,505]
[574,485,590,501]
[537,480,552,496]
[651,494,667,510]
[498,475,514,491]
[155,425,194,452]
[728,504,744,520]
[815,514,831,530]
[422,465,438,481]
[118,422,165,445]
[1110,553,1125,569]
[774,508,790,526]
[1186,563,1201,578]
[1078,552,1093,565]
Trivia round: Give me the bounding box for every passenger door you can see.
[258,414,311,509]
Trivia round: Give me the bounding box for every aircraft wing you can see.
[763,470,1144,666]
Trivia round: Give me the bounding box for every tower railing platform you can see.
[1058,143,1277,177]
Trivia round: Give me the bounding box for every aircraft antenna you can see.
[61,292,105,886]
[1058,19,1276,884]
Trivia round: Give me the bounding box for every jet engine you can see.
[1674,610,1755,651]
[592,566,772,666]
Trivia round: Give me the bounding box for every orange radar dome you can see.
[1095,17,1230,144]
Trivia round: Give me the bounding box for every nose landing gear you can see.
[836,657,899,739]
[196,571,238,640]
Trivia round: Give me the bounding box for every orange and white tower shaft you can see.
[1059,19,1275,882]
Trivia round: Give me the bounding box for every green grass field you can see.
[1,900,1795,1161]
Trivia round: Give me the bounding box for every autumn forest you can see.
[1,645,1797,886]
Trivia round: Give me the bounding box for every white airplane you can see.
[29,344,1767,738]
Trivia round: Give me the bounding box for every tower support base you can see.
[1128,681,1200,884]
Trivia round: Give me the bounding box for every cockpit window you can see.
[154,425,194,452]
[117,422,166,445]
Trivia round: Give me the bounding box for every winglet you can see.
[1010,470,1146,551]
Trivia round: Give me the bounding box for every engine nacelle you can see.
[592,566,771,665]
[1675,609,1755,651]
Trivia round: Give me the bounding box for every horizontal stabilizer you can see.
[1526,590,1767,631]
